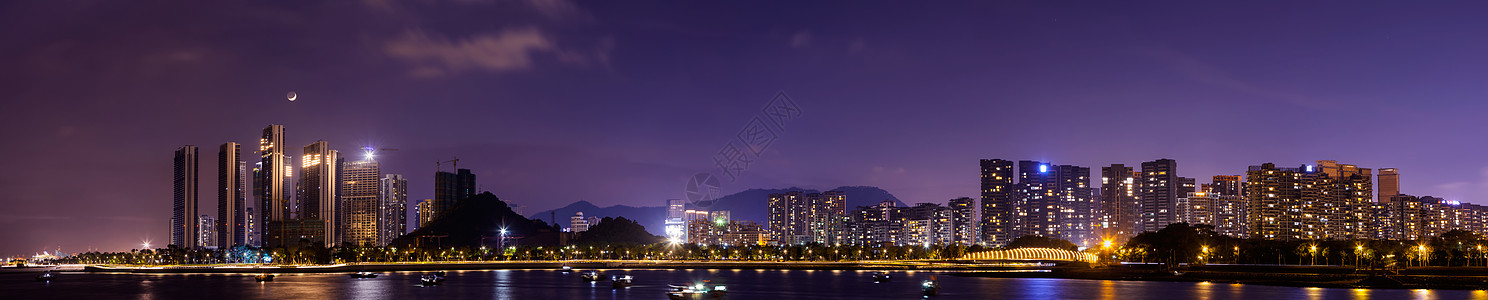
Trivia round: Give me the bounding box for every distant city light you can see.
[1039,164,1049,173]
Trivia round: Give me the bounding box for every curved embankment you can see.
[83,260,1068,274]
[953,264,1488,290]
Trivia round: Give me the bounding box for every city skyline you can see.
[10,1,1488,257]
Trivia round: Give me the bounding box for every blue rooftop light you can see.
[1305,165,1314,172]
[1039,164,1049,173]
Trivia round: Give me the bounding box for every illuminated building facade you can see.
[1139,159,1180,233]
[979,159,1015,246]
[1015,161,1093,247]
[416,199,434,228]
[1099,164,1138,242]
[173,145,199,248]
[570,212,589,232]
[665,199,685,242]
[299,140,339,247]
[340,158,380,246]
[378,174,407,246]
[257,125,292,248]
[948,197,976,245]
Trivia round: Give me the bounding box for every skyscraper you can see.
[1139,159,1180,232]
[1246,163,1307,239]
[299,140,339,247]
[1099,164,1138,242]
[378,174,408,246]
[1379,168,1400,202]
[767,192,806,245]
[807,191,847,244]
[947,197,976,245]
[340,156,380,247]
[173,145,199,248]
[979,159,1015,246]
[217,142,247,248]
[257,125,289,248]
[430,169,476,223]
[665,199,686,242]
[1014,161,1093,246]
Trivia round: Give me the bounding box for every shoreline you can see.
[952,265,1488,291]
[77,260,1044,274]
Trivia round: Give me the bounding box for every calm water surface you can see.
[4,269,1487,299]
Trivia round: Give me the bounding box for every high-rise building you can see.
[217,142,247,248]
[340,156,380,247]
[428,169,476,224]
[847,199,903,245]
[1211,193,1248,237]
[807,191,847,244]
[199,215,217,248]
[1208,175,1242,196]
[979,159,1015,246]
[1140,159,1180,232]
[1176,192,1213,226]
[173,145,199,248]
[1015,161,1093,246]
[767,192,808,245]
[1246,163,1311,240]
[1313,160,1374,239]
[299,141,339,247]
[761,191,848,245]
[1379,168,1400,202]
[416,199,435,227]
[378,174,408,246]
[1099,164,1138,242]
[947,197,976,245]
[665,199,686,242]
[257,125,291,248]
[902,203,954,246]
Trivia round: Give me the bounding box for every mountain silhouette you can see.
[529,186,906,235]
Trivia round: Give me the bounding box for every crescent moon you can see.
[287,91,297,102]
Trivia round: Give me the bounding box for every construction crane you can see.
[437,158,460,172]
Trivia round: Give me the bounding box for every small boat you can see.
[254,274,275,282]
[921,279,940,296]
[872,271,892,283]
[349,271,378,279]
[420,274,446,286]
[581,271,604,282]
[35,271,56,281]
[611,274,633,289]
[667,282,727,299]
[559,265,574,273]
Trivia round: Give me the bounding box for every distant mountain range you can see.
[528,186,907,236]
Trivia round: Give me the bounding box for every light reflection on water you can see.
[2,269,1487,299]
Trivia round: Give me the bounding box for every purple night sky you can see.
[5,1,1488,256]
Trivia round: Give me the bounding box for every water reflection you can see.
[4,270,1488,299]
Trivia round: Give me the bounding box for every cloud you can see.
[384,28,559,76]
[791,31,812,48]
[524,0,584,19]
[1138,46,1330,110]
[1432,166,1488,203]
